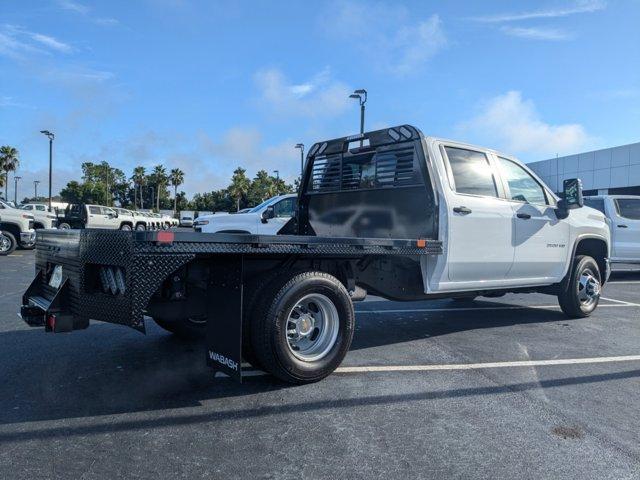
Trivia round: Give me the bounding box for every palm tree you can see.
[169,168,185,214]
[131,166,146,209]
[228,167,250,212]
[0,146,19,201]
[151,165,167,211]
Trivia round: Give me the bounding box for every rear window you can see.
[615,199,640,220]
[584,198,606,214]
[445,147,498,198]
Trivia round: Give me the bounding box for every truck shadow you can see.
[0,298,582,427]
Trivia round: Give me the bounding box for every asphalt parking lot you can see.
[1,250,640,479]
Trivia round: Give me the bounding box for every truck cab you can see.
[584,195,640,264]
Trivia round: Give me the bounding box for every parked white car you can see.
[19,203,58,229]
[195,194,297,234]
[584,195,640,264]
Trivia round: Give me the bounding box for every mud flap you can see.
[206,256,244,382]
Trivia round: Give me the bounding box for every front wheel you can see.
[58,222,71,229]
[135,223,146,231]
[0,231,17,256]
[120,224,132,231]
[558,255,601,318]
[250,271,355,384]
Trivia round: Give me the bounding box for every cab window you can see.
[615,199,640,220]
[444,147,498,198]
[273,197,296,217]
[89,206,101,214]
[36,205,46,211]
[498,157,548,205]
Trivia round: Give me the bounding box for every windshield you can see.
[248,196,282,213]
[616,199,640,220]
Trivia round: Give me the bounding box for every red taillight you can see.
[156,231,174,244]
[416,239,427,248]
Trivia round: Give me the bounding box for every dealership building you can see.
[528,141,640,197]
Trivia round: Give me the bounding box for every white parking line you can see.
[609,281,640,284]
[356,303,635,314]
[335,355,640,373]
[601,297,640,307]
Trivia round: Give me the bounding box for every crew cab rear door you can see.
[440,144,515,286]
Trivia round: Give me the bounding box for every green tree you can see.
[0,146,20,200]
[149,165,168,212]
[169,168,185,214]
[131,166,146,209]
[228,167,250,212]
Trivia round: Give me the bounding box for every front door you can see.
[443,146,515,286]
[259,197,297,235]
[610,197,640,261]
[497,157,570,281]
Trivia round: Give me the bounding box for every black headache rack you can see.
[20,229,442,381]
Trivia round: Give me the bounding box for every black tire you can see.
[250,271,355,384]
[0,231,17,256]
[153,317,206,339]
[558,255,601,318]
[59,222,71,230]
[120,223,132,231]
[135,223,146,231]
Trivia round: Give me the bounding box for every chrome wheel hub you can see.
[0,234,10,252]
[578,268,600,307]
[286,293,339,362]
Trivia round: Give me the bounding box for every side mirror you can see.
[556,178,584,219]
[261,206,275,224]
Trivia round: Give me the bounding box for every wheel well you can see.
[0,222,20,238]
[33,222,45,229]
[575,238,608,283]
[120,221,133,228]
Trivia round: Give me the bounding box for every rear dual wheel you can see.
[249,271,355,384]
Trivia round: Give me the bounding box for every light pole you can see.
[14,176,21,204]
[273,170,279,180]
[40,130,54,211]
[34,180,40,201]
[349,89,367,145]
[295,143,304,177]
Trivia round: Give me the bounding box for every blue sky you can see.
[1,0,639,197]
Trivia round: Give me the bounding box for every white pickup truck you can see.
[21,126,611,384]
[584,195,640,264]
[19,204,58,229]
[0,199,36,255]
[194,194,297,234]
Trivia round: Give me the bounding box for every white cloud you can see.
[500,26,572,41]
[0,25,74,57]
[458,91,592,158]
[56,0,119,26]
[471,0,605,23]
[254,67,351,118]
[29,33,73,53]
[326,1,446,75]
[57,0,90,15]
